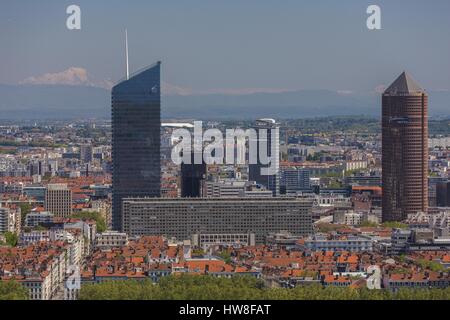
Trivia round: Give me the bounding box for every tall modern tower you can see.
[180,151,206,198]
[248,118,280,196]
[111,61,161,231]
[382,72,428,222]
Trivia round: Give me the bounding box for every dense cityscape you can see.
[1,2,450,310]
[0,68,449,300]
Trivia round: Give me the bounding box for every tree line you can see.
[78,275,450,300]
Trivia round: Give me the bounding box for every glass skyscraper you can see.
[111,62,161,231]
[181,151,206,198]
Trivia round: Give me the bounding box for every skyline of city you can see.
[0,1,449,308]
[1,67,448,300]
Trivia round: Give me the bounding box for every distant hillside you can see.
[0,84,110,119]
[0,84,449,120]
[163,90,380,119]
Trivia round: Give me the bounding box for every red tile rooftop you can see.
[322,275,352,283]
[0,242,69,281]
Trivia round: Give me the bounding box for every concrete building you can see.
[391,227,450,253]
[0,206,20,234]
[303,234,373,252]
[95,231,129,249]
[345,160,368,171]
[266,231,303,246]
[344,175,381,187]
[205,180,272,198]
[19,230,51,245]
[25,211,54,227]
[280,167,310,193]
[122,197,313,244]
[23,185,46,202]
[390,229,413,254]
[206,180,248,198]
[191,232,256,248]
[242,189,274,198]
[45,184,72,218]
[79,144,93,163]
[333,210,379,226]
[0,207,13,233]
[407,210,450,229]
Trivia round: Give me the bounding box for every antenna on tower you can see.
[125,29,129,80]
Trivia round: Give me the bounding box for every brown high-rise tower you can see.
[382,72,428,222]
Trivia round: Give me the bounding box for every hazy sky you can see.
[1,0,449,94]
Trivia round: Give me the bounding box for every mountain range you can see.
[0,84,449,120]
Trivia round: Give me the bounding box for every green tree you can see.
[72,211,107,232]
[19,203,32,226]
[359,221,379,228]
[382,221,408,229]
[0,281,29,300]
[416,259,445,272]
[219,251,232,264]
[78,276,450,300]
[3,232,18,247]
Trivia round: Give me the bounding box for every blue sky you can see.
[1,0,449,94]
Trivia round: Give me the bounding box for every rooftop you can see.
[384,71,425,95]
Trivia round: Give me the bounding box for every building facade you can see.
[280,167,310,193]
[0,207,16,234]
[112,62,161,231]
[303,234,374,252]
[45,184,72,218]
[382,72,428,221]
[95,231,129,249]
[248,119,280,197]
[122,197,313,244]
[180,151,206,198]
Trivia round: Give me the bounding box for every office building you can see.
[280,167,310,193]
[382,72,428,221]
[344,175,381,187]
[79,144,93,163]
[112,62,161,231]
[25,211,54,227]
[180,151,206,198]
[23,185,46,202]
[303,234,374,252]
[205,180,272,198]
[248,118,280,196]
[45,184,72,218]
[436,181,450,207]
[122,197,313,244]
[191,232,256,248]
[95,231,129,249]
[0,207,13,234]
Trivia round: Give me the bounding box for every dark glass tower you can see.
[112,62,161,231]
[382,72,428,222]
[180,151,206,198]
